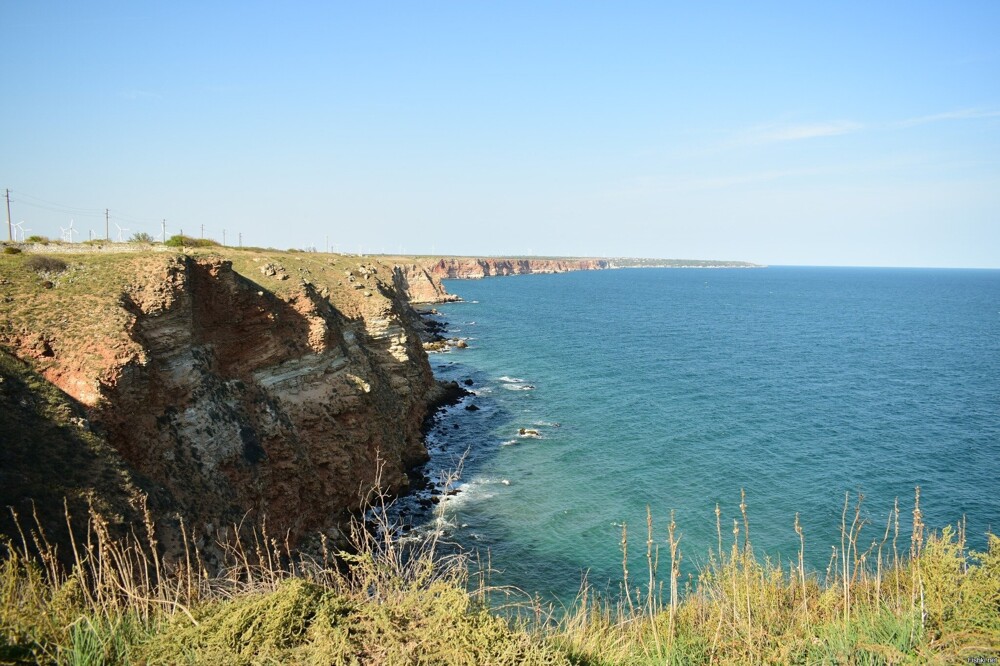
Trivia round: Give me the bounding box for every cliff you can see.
[387,257,614,304]
[391,263,461,304]
[0,249,442,560]
[390,256,761,304]
[425,257,613,279]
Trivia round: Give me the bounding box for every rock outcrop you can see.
[392,264,460,304]
[425,257,613,280]
[388,257,615,304]
[0,250,442,560]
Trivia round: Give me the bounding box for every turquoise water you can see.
[407,267,1000,603]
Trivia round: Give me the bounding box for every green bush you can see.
[25,235,48,243]
[129,232,155,243]
[3,246,22,255]
[164,234,220,248]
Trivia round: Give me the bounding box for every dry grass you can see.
[0,469,562,665]
[1,470,997,664]
[550,489,1000,665]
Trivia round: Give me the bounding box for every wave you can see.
[498,376,526,383]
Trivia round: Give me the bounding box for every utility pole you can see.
[105,209,110,241]
[5,189,12,242]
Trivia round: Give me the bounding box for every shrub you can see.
[25,235,48,243]
[164,235,220,248]
[24,255,67,274]
[3,246,22,255]
[129,232,155,243]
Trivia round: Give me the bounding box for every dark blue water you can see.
[410,267,1000,603]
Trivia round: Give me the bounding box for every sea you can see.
[396,266,1000,605]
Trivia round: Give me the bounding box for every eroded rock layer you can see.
[0,251,440,558]
[426,257,613,279]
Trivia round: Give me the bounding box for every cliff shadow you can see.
[0,348,149,564]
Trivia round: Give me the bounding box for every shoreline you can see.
[397,257,765,305]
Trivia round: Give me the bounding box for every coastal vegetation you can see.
[163,234,221,248]
[1,489,997,664]
[2,247,997,662]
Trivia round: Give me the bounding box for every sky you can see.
[2,2,998,267]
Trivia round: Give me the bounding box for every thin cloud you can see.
[607,154,935,200]
[897,108,1000,127]
[666,168,825,192]
[608,167,828,199]
[739,121,864,146]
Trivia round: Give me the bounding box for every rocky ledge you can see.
[0,250,449,562]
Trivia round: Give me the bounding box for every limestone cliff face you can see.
[385,257,615,304]
[0,251,439,557]
[391,264,460,304]
[425,257,613,280]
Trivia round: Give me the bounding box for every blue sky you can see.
[3,2,998,267]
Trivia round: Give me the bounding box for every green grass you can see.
[1,488,998,665]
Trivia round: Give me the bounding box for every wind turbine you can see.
[60,219,78,243]
[13,221,29,242]
[114,222,129,243]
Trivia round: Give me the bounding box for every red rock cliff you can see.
[386,257,614,303]
[0,251,440,557]
[425,257,612,279]
[391,264,460,304]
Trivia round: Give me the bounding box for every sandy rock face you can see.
[391,264,460,304]
[2,253,437,558]
[425,257,612,279]
[389,258,612,303]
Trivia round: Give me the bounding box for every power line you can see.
[9,190,165,232]
[13,199,106,218]
[11,191,104,216]
[114,211,163,224]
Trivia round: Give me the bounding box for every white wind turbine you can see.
[114,222,129,242]
[13,221,29,242]
[60,219,79,243]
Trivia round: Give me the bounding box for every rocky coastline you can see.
[424,257,614,279]
[0,246,757,564]
[0,250,454,564]
[390,255,763,304]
